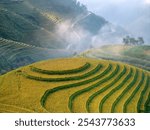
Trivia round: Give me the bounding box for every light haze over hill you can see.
[78,0,150,43]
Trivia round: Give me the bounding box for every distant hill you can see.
[0,1,67,49]
[1,0,124,49]
[0,0,90,47]
[73,12,107,35]
[28,0,88,19]
[80,45,150,71]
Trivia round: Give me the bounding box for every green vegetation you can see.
[123,72,145,113]
[86,66,127,112]
[137,76,150,112]
[81,45,150,71]
[123,36,144,46]
[69,65,119,112]
[99,68,134,112]
[145,93,150,113]
[111,69,139,112]
[122,46,150,61]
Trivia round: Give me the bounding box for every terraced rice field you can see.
[0,37,73,74]
[40,11,62,24]
[34,8,62,24]
[0,58,149,113]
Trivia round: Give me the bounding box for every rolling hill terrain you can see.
[0,58,149,113]
[0,1,67,49]
[0,37,74,74]
[80,45,150,71]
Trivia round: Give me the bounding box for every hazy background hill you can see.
[0,0,134,75]
[0,0,111,74]
[0,0,67,49]
[78,0,150,44]
[0,0,128,49]
[80,45,150,71]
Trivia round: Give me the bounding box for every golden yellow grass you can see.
[23,63,94,79]
[32,58,87,71]
[44,62,109,112]
[126,75,148,112]
[89,65,131,113]
[144,50,150,55]
[72,63,120,113]
[140,74,150,111]
[0,103,35,113]
[113,69,142,113]
[0,57,149,113]
[0,58,102,112]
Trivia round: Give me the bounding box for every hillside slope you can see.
[0,2,67,49]
[0,58,149,113]
[1,0,125,49]
[0,38,74,74]
[80,45,150,71]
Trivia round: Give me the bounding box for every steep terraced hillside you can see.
[0,58,149,113]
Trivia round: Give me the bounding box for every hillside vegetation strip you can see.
[82,45,150,72]
[137,76,150,112]
[123,72,146,113]
[86,66,127,112]
[99,68,134,112]
[110,69,139,113]
[68,64,119,112]
[144,93,150,112]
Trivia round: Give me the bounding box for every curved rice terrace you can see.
[0,58,149,113]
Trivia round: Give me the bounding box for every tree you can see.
[123,36,130,45]
[130,38,137,45]
[123,38,128,45]
[123,36,144,46]
[138,37,144,45]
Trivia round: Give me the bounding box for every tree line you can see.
[123,36,144,45]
